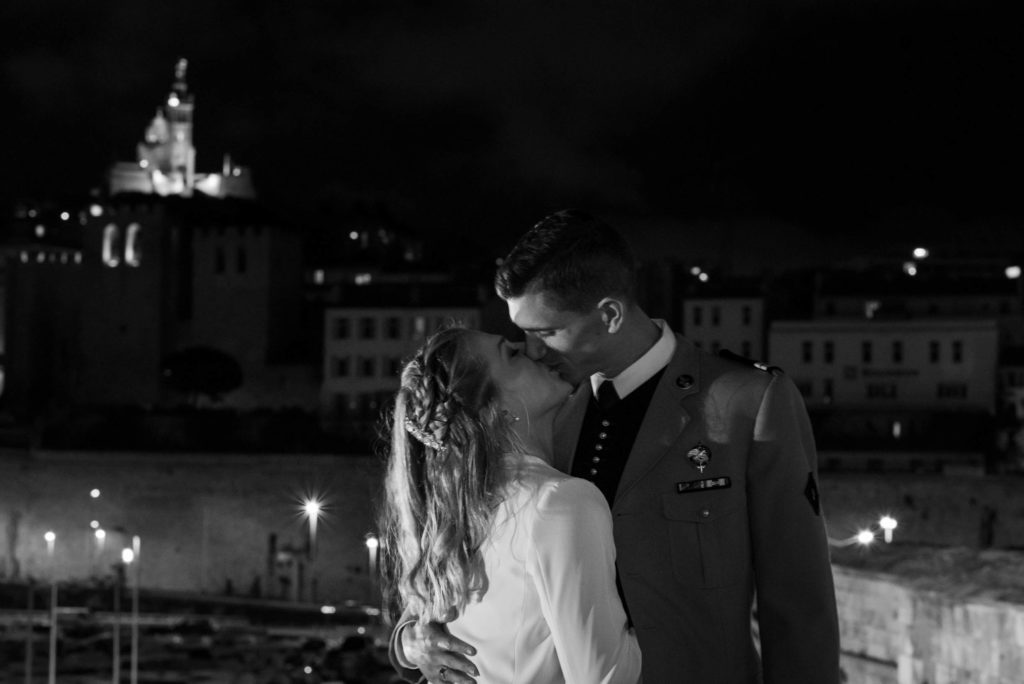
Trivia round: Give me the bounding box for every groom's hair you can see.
[494,209,636,313]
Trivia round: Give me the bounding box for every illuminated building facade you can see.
[107,59,255,200]
[681,296,764,359]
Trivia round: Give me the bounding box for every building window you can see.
[333,393,350,418]
[333,317,350,340]
[952,340,963,363]
[824,341,834,364]
[388,357,403,377]
[386,317,402,340]
[332,357,350,378]
[892,340,903,364]
[214,246,226,274]
[360,317,376,340]
[237,246,247,274]
[937,383,967,399]
[412,316,427,340]
[823,379,834,403]
[866,383,896,399]
[742,306,752,326]
[862,341,873,364]
[711,340,721,354]
[102,223,121,267]
[929,340,940,363]
[125,222,142,267]
[802,341,813,363]
[359,356,376,378]
[711,306,720,327]
[692,306,703,327]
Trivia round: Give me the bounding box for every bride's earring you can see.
[502,409,521,423]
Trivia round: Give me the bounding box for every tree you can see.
[161,346,243,405]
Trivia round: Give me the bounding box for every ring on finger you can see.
[439,665,449,682]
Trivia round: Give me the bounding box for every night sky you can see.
[3,0,1020,256]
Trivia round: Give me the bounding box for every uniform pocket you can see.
[662,493,749,588]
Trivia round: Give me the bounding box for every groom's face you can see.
[505,289,610,385]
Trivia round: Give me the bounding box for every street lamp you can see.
[121,537,141,684]
[879,516,898,543]
[365,533,380,605]
[302,498,323,557]
[44,531,57,684]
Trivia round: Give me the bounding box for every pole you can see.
[130,536,140,684]
[24,581,33,684]
[112,564,122,684]
[45,532,57,684]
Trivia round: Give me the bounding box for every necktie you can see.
[597,380,620,411]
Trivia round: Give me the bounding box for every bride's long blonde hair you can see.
[379,327,518,623]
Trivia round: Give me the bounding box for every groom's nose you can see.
[524,335,549,361]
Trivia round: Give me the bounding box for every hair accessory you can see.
[403,418,447,452]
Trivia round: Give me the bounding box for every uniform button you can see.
[591,456,601,464]
[589,468,598,476]
[699,508,711,519]
[598,432,608,439]
[601,420,611,427]
[594,444,603,451]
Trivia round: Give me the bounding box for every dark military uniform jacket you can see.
[552,334,841,684]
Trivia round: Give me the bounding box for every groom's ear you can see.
[597,297,625,333]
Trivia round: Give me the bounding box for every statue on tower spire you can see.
[172,57,189,96]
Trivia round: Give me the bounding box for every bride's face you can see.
[464,331,573,419]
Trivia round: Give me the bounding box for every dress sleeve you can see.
[530,477,642,684]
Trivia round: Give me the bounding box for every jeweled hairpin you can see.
[403,418,447,452]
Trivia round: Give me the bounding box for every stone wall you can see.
[835,565,1024,684]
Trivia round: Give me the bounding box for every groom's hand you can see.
[401,620,479,683]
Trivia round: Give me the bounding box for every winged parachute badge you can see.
[687,442,711,473]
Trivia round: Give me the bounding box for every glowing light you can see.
[354,273,372,286]
[855,530,875,546]
[313,269,325,285]
[689,266,702,276]
[320,605,337,615]
[912,247,929,259]
[103,224,121,267]
[44,531,56,543]
[139,159,149,168]
[903,261,917,276]
[60,212,70,221]
[90,520,100,529]
[879,515,898,543]
[349,231,359,240]
[303,666,313,675]
[125,222,142,267]
[303,499,322,519]
[356,626,366,635]
[365,534,380,551]
[89,204,103,218]
[74,252,82,264]
[28,209,38,218]
[94,528,106,540]
[36,252,45,263]
[35,224,45,237]
[892,421,902,439]
[1006,265,1022,280]
[698,272,710,283]
[20,252,28,263]
[90,488,101,499]
[168,94,180,107]
[121,548,135,564]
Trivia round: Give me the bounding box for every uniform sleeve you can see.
[747,372,841,684]
[530,478,642,684]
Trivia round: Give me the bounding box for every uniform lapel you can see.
[553,385,590,474]
[614,335,700,505]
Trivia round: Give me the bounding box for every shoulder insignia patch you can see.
[718,349,782,375]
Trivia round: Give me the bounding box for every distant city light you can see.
[903,261,918,277]
[90,520,100,529]
[354,273,372,286]
[36,252,45,263]
[855,530,875,546]
[364,534,379,551]
[44,531,56,543]
[303,499,322,519]
[356,626,367,635]
[313,269,325,285]
[121,548,135,564]
[320,605,337,615]
[912,247,929,259]
[35,224,45,238]
[90,488,101,498]
[89,204,103,218]
[1006,265,1022,280]
[74,252,82,264]
[28,209,38,218]
[698,272,710,283]
[60,212,70,221]
[168,94,180,107]
[892,421,902,439]
[303,666,313,675]
[94,528,106,540]
[20,252,28,263]
[349,231,359,240]
[689,266,702,276]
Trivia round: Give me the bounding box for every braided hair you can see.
[380,326,518,624]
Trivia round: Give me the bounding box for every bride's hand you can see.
[401,620,479,683]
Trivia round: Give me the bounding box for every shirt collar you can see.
[590,319,676,400]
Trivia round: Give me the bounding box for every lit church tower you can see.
[108,59,254,199]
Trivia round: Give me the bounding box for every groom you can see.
[392,210,840,683]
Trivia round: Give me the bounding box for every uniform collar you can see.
[590,319,676,400]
